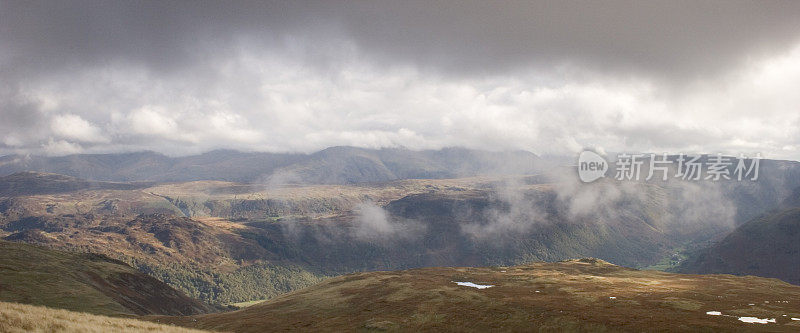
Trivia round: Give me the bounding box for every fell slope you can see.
[157,259,800,332]
[0,241,213,316]
[0,301,209,333]
[677,188,800,285]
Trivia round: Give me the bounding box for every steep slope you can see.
[156,259,800,332]
[251,186,675,273]
[677,188,800,284]
[719,159,800,224]
[0,241,213,316]
[0,212,325,305]
[0,301,209,333]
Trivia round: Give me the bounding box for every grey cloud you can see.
[339,1,800,81]
[0,86,48,148]
[1,1,799,158]
[4,1,800,80]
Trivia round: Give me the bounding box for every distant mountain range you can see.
[0,147,543,184]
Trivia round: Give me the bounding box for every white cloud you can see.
[125,106,181,137]
[50,114,108,143]
[41,138,83,156]
[2,41,800,160]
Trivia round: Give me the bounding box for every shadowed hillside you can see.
[677,187,800,285]
[0,241,213,316]
[155,259,800,332]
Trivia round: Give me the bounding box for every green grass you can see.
[640,246,688,271]
[225,299,266,309]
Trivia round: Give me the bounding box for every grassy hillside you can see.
[0,241,212,316]
[155,259,800,332]
[0,301,209,333]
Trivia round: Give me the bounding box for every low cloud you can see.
[461,178,548,239]
[459,167,738,243]
[352,202,425,242]
[549,167,737,241]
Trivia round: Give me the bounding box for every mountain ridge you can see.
[0,147,542,184]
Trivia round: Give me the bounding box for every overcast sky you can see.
[1,1,799,160]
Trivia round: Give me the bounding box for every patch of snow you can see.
[608,297,616,299]
[737,317,776,324]
[535,290,540,293]
[791,318,800,321]
[454,281,493,289]
[706,311,722,316]
[748,303,755,306]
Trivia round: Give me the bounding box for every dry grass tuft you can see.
[0,301,211,333]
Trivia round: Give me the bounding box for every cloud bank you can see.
[1,1,799,159]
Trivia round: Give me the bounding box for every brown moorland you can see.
[0,301,211,333]
[153,259,800,332]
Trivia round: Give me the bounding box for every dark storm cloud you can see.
[0,86,47,148]
[339,1,800,80]
[3,1,800,79]
[1,1,308,78]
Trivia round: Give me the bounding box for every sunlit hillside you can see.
[0,301,210,333]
